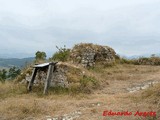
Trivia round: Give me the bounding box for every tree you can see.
[35,51,47,62]
[0,69,7,83]
[8,67,21,79]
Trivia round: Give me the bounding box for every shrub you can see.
[51,45,70,62]
[45,76,99,94]
[118,58,133,64]
[135,56,160,65]
[8,67,21,79]
[0,77,5,83]
[80,76,99,93]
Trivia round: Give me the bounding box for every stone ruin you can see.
[70,43,117,67]
[26,63,69,87]
[22,62,83,93]
[22,43,117,93]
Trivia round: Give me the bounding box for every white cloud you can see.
[0,0,160,58]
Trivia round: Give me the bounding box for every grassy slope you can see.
[0,64,160,120]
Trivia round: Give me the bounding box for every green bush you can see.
[51,46,70,62]
[0,77,5,83]
[45,76,99,94]
[8,67,21,79]
[134,56,160,65]
[80,76,99,93]
[0,69,7,82]
[119,58,133,64]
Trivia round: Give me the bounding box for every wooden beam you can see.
[27,68,37,91]
[43,64,53,94]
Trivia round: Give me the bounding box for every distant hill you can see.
[0,57,34,68]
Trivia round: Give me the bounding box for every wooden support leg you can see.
[44,65,53,94]
[27,68,37,91]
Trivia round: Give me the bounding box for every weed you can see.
[51,45,70,62]
[80,76,99,93]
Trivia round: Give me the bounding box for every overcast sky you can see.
[0,0,160,58]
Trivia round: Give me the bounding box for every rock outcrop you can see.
[70,43,116,67]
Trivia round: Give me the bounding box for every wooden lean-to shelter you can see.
[27,62,58,94]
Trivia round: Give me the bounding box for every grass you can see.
[0,97,63,120]
[0,82,27,99]
[79,76,100,93]
[0,64,160,120]
[0,82,87,119]
[89,64,160,83]
[141,83,160,104]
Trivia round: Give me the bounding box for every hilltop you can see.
[0,43,160,120]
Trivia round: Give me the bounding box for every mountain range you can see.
[0,57,34,68]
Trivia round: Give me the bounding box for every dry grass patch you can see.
[0,64,160,119]
[141,83,160,104]
[0,97,65,120]
[89,64,160,82]
[0,82,27,99]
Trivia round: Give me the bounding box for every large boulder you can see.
[70,43,116,67]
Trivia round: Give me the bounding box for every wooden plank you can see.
[27,68,37,91]
[43,64,53,94]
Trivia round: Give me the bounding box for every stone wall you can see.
[70,43,116,67]
[22,62,82,88]
[50,63,69,87]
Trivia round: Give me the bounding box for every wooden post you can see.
[27,68,37,91]
[43,64,53,94]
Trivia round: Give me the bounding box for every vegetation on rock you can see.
[51,45,70,62]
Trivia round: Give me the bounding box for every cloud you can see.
[0,0,160,58]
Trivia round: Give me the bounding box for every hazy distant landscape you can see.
[0,57,34,68]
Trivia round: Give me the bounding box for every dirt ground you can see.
[0,65,160,120]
